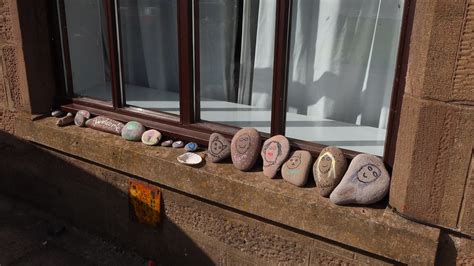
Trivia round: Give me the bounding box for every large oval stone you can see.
[231,128,261,171]
[74,113,86,127]
[313,146,347,197]
[207,133,231,162]
[330,154,390,205]
[121,121,146,141]
[77,110,91,119]
[85,116,124,136]
[261,135,290,178]
[141,129,162,146]
[282,150,312,187]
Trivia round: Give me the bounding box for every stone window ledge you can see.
[15,115,440,264]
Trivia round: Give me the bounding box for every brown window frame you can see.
[54,0,412,168]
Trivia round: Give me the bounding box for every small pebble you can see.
[74,113,86,127]
[56,113,74,127]
[141,129,162,146]
[184,142,198,152]
[161,140,173,147]
[172,141,184,148]
[51,110,65,118]
[121,121,146,141]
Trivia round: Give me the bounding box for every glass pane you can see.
[63,0,111,101]
[119,0,180,115]
[199,0,276,133]
[285,0,405,156]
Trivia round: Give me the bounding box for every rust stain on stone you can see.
[129,180,161,227]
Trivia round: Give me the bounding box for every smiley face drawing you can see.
[356,164,381,183]
[318,152,334,174]
[286,153,302,169]
[236,134,251,154]
[210,136,227,156]
[262,141,282,166]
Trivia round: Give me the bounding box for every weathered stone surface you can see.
[172,141,184,148]
[74,113,86,127]
[77,110,91,119]
[207,133,231,163]
[313,146,347,197]
[281,150,312,187]
[261,135,290,178]
[184,142,198,152]
[161,140,173,147]
[85,116,124,136]
[121,121,146,141]
[231,128,261,171]
[56,112,73,127]
[141,129,161,146]
[330,154,390,205]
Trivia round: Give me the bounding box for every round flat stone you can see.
[231,128,261,171]
[161,140,173,147]
[313,146,347,197]
[121,121,146,141]
[141,129,162,146]
[184,142,198,152]
[282,150,312,187]
[207,133,231,163]
[261,135,290,178]
[330,154,390,205]
[172,141,184,148]
[74,113,86,127]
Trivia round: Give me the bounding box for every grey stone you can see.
[330,154,390,205]
[231,128,261,171]
[141,129,162,146]
[56,113,74,127]
[207,133,231,162]
[77,110,91,119]
[172,141,184,148]
[85,116,124,136]
[261,135,290,178]
[51,110,65,118]
[313,146,347,197]
[161,140,173,147]
[121,121,146,141]
[184,142,198,152]
[282,150,312,187]
[74,113,86,127]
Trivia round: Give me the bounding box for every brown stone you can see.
[207,133,231,163]
[231,128,261,171]
[85,116,124,136]
[56,112,73,127]
[261,135,290,178]
[313,146,347,197]
[281,150,312,187]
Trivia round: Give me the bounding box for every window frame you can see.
[54,0,412,168]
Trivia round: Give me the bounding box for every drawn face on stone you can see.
[286,153,302,169]
[263,141,281,165]
[210,136,227,156]
[236,134,251,154]
[318,153,333,174]
[356,164,381,183]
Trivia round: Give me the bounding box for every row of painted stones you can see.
[211,128,390,206]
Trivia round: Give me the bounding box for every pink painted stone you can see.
[208,133,231,162]
[85,116,124,136]
[141,129,162,146]
[313,146,347,197]
[231,128,261,171]
[77,110,91,119]
[260,135,290,178]
[281,150,312,187]
[56,113,74,127]
[74,113,86,127]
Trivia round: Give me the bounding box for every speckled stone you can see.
[51,110,65,118]
[313,146,348,197]
[330,154,390,205]
[74,113,86,127]
[231,128,261,171]
[281,150,312,187]
[261,135,290,178]
[184,142,198,152]
[85,116,124,136]
[77,110,91,119]
[141,129,162,146]
[121,121,146,141]
[161,140,173,147]
[172,141,184,148]
[56,113,74,127]
[208,133,231,163]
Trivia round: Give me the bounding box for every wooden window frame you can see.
[54,0,413,168]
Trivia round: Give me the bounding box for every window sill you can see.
[15,114,439,264]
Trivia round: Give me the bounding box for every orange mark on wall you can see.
[129,180,161,227]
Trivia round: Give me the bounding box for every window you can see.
[55,0,407,165]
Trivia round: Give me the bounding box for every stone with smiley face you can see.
[208,133,231,162]
[313,146,347,197]
[282,150,312,187]
[231,128,261,171]
[330,154,390,205]
[261,135,290,178]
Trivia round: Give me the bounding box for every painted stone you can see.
[122,121,146,141]
[207,133,231,162]
[141,129,162,146]
[172,141,184,148]
[261,135,291,178]
[85,116,124,136]
[51,110,65,117]
[74,113,86,127]
[184,142,198,152]
[281,150,312,187]
[177,152,203,165]
[231,128,261,171]
[56,112,74,127]
[77,110,91,119]
[161,140,173,147]
[330,154,390,205]
[313,146,348,197]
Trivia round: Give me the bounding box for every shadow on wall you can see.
[0,130,213,264]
